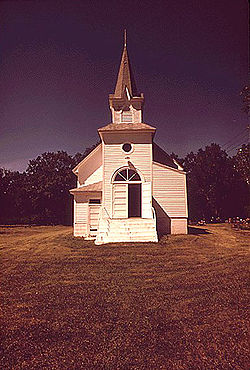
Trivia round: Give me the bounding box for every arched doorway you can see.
[113,168,142,218]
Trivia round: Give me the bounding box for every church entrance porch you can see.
[128,183,141,218]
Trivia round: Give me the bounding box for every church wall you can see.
[152,162,188,219]
[102,132,153,216]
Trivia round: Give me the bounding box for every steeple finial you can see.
[124,29,127,47]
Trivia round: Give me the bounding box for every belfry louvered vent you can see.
[121,111,132,123]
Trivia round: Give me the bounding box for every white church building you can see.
[70,36,188,244]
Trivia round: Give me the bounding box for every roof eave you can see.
[70,189,102,194]
[98,128,156,133]
[153,161,186,174]
[72,143,102,174]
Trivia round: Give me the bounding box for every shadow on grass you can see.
[188,226,211,235]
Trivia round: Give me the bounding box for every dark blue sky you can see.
[0,0,248,172]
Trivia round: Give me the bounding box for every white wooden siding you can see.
[112,183,128,218]
[153,162,188,218]
[141,182,152,218]
[75,201,88,223]
[103,132,152,216]
[74,223,87,237]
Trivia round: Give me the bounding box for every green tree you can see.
[233,144,250,185]
[0,143,102,225]
[232,144,250,216]
[26,151,76,225]
[0,169,29,224]
[183,144,244,221]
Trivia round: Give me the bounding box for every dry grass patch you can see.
[1,224,249,369]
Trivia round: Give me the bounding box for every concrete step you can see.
[109,219,153,222]
[107,231,157,237]
[110,220,154,224]
[108,226,155,231]
[111,220,154,225]
[104,237,158,243]
[95,217,158,245]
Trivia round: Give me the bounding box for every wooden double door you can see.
[112,182,151,219]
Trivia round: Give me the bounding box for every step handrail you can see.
[103,206,111,219]
[95,206,111,244]
[151,206,156,224]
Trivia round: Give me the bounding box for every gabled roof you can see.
[70,181,102,194]
[153,143,179,169]
[72,143,102,174]
[98,122,156,132]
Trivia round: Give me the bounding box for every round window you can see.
[122,143,132,153]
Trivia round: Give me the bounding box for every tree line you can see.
[172,143,249,222]
[0,143,249,225]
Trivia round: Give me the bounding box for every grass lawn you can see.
[1,224,249,369]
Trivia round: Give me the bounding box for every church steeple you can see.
[114,30,138,98]
[109,31,144,124]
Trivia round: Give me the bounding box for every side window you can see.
[89,199,101,204]
[121,111,133,123]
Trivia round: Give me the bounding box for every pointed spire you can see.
[124,29,127,47]
[114,30,138,98]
